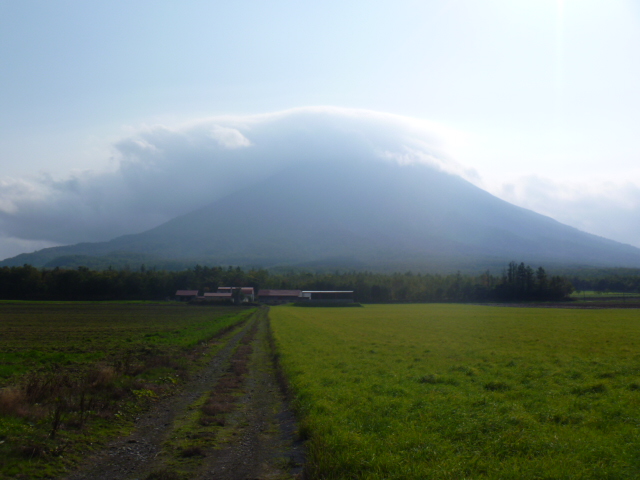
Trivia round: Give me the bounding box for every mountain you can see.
[4,160,640,272]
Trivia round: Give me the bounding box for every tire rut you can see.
[63,314,258,480]
[197,308,305,480]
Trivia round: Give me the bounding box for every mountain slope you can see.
[4,160,640,271]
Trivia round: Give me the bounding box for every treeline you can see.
[0,262,576,303]
[0,265,267,301]
[491,262,574,301]
[569,274,640,294]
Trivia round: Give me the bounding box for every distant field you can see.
[0,302,252,478]
[270,304,640,479]
[570,290,640,298]
[568,291,640,309]
[570,290,640,300]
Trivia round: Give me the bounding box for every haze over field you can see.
[1,1,639,262]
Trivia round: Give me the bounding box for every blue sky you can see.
[1,0,639,259]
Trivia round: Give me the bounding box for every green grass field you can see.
[0,302,249,382]
[0,302,252,478]
[270,304,640,479]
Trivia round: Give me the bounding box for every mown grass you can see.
[270,304,640,479]
[0,302,253,479]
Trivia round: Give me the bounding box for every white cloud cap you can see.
[1,106,639,260]
[0,107,463,255]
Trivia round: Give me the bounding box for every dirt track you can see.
[64,307,304,480]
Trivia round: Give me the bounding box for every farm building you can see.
[240,287,255,302]
[217,287,255,303]
[175,289,199,301]
[300,291,354,303]
[203,292,232,302]
[258,289,302,304]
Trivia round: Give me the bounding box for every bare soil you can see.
[63,307,304,480]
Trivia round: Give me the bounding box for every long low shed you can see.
[257,289,302,304]
[175,290,199,301]
[300,291,354,302]
[203,292,232,301]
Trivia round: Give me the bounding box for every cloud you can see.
[5,105,638,260]
[209,126,252,149]
[495,175,640,248]
[0,107,467,257]
[0,179,36,215]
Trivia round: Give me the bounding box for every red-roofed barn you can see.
[175,290,199,301]
[257,289,301,304]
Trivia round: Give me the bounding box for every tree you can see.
[231,287,245,305]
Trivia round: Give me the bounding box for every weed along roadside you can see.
[63,311,258,480]
[61,306,303,480]
[0,303,253,479]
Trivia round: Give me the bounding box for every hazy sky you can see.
[1,0,639,260]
